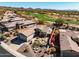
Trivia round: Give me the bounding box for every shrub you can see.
[0,34,7,41]
[37,20,45,24]
[55,19,64,26]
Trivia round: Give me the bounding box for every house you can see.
[60,29,79,57]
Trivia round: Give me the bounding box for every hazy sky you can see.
[0,2,79,10]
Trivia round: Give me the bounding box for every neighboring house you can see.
[1,10,25,22]
[0,10,36,30]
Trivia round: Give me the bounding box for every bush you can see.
[55,19,64,26]
[0,34,7,41]
[37,20,45,24]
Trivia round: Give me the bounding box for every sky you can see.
[0,2,79,10]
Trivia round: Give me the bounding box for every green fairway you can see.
[16,11,79,25]
[31,13,79,25]
[31,13,56,22]
[64,20,79,25]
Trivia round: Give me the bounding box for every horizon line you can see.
[0,6,79,11]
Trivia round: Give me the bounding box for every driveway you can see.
[0,45,15,57]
